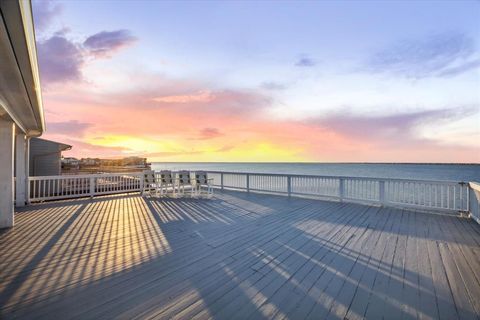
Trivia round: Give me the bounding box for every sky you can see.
[32,0,480,163]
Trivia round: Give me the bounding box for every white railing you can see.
[469,182,480,223]
[28,173,143,202]
[206,171,470,214]
[26,171,474,217]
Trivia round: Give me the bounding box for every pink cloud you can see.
[40,135,130,159]
[152,91,214,103]
[195,127,224,140]
[47,120,92,136]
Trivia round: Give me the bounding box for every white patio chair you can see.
[176,170,194,197]
[158,170,175,196]
[194,171,213,198]
[143,170,158,197]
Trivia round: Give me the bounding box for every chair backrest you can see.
[177,171,191,185]
[160,170,173,184]
[195,171,208,185]
[143,170,156,186]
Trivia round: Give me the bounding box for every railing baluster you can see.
[379,181,385,205]
[441,185,444,208]
[287,176,291,197]
[339,178,345,201]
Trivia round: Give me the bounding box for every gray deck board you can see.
[1,190,480,320]
[414,211,440,320]
[363,207,402,320]
[343,207,396,320]
[323,206,387,320]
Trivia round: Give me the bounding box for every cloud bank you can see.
[32,0,63,31]
[37,34,84,83]
[366,32,480,78]
[84,30,137,58]
[37,29,137,86]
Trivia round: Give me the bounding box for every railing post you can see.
[246,174,250,193]
[139,173,145,195]
[339,178,345,202]
[26,177,31,204]
[221,173,224,191]
[379,180,386,206]
[89,176,95,198]
[461,181,469,214]
[287,176,292,198]
[468,183,471,214]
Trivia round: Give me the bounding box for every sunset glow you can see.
[33,1,480,162]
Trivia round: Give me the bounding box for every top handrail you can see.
[204,170,466,185]
[27,170,469,185]
[28,172,143,180]
[26,170,470,185]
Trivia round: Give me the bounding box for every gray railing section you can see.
[28,173,143,202]
[206,171,470,214]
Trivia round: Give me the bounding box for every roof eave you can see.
[18,0,45,135]
[0,0,45,136]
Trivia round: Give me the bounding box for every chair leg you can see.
[198,185,203,198]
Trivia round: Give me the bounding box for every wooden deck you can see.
[1,191,480,320]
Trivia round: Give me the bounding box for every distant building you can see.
[73,156,149,174]
[29,138,72,176]
[62,157,80,172]
[80,158,101,166]
[97,157,148,167]
[63,157,79,164]
[121,156,147,167]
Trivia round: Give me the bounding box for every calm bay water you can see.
[151,163,480,182]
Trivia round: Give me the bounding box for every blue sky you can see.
[33,0,479,162]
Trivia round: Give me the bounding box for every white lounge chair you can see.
[194,171,213,198]
[176,170,194,197]
[143,170,158,197]
[158,170,175,196]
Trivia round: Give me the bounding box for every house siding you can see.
[29,139,62,176]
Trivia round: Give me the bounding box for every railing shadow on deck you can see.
[0,191,478,319]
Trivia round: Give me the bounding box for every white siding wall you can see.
[29,138,62,176]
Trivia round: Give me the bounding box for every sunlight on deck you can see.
[0,195,172,310]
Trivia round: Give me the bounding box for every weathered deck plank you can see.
[0,190,479,320]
